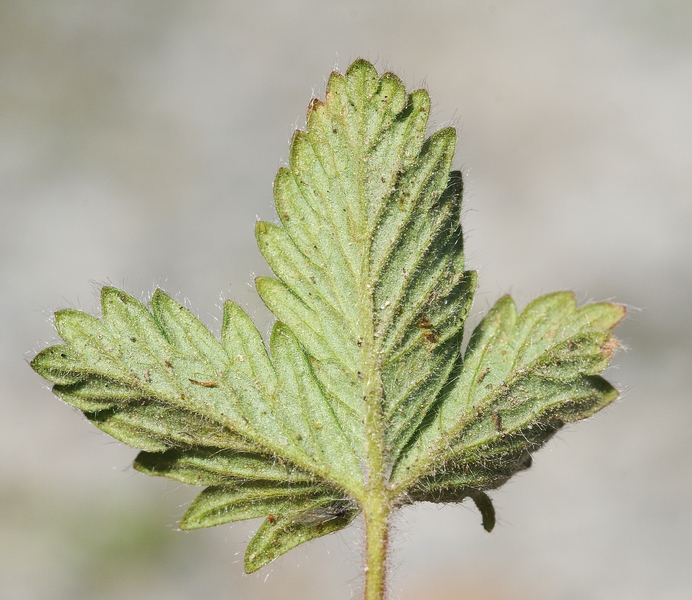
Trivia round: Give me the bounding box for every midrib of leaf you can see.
[310,66,390,500]
[258,61,476,509]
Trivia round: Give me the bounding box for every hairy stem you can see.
[363,501,391,600]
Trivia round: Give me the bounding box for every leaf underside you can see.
[32,59,625,572]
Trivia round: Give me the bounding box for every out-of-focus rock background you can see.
[2,2,690,598]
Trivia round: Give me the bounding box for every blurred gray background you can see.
[2,1,690,599]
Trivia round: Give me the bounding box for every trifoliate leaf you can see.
[31,58,625,574]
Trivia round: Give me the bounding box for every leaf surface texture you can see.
[32,59,625,572]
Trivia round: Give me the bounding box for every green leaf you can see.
[244,495,358,573]
[133,448,315,486]
[391,292,625,493]
[257,59,477,475]
[180,482,336,529]
[31,58,626,577]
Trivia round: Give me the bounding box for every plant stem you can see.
[357,212,391,598]
[363,501,390,600]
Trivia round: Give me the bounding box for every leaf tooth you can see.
[449,375,619,460]
[377,228,465,358]
[369,127,457,282]
[399,89,432,166]
[289,130,362,288]
[509,292,577,370]
[180,482,333,530]
[221,301,277,392]
[54,308,109,345]
[289,130,332,207]
[382,269,475,368]
[360,72,408,151]
[270,322,363,490]
[573,301,627,331]
[383,337,461,458]
[304,89,366,269]
[85,396,262,453]
[282,144,329,225]
[364,89,432,225]
[256,277,359,373]
[53,378,144,412]
[151,289,228,374]
[244,493,358,573]
[281,166,362,313]
[343,58,380,116]
[444,296,518,420]
[374,212,460,339]
[256,221,360,336]
[100,287,170,359]
[306,103,363,238]
[309,360,366,458]
[383,337,457,416]
[31,345,96,385]
[274,168,330,263]
[133,448,314,486]
[52,309,134,379]
[534,332,615,379]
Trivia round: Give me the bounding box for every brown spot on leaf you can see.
[417,316,434,329]
[601,336,621,358]
[476,368,489,384]
[189,379,218,388]
[421,329,439,347]
[418,316,439,347]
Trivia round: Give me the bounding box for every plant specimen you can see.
[31,59,625,600]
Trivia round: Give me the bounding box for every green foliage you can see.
[32,59,625,577]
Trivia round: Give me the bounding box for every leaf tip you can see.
[345,57,378,79]
[29,346,52,377]
[254,275,273,295]
[610,303,627,327]
[100,285,136,313]
[151,288,170,307]
[244,552,262,574]
[307,97,325,113]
